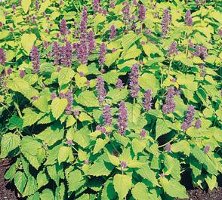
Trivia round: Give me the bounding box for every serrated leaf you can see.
[155,119,171,139]
[37,171,48,190]
[73,127,90,148]
[21,33,36,55]
[14,171,27,194]
[131,182,149,200]
[58,68,75,86]
[58,146,74,164]
[21,0,31,13]
[22,109,45,127]
[67,169,85,192]
[33,96,49,113]
[113,174,132,199]
[93,138,109,154]
[40,189,54,200]
[51,98,68,120]
[76,90,99,107]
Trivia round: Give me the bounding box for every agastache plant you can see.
[118,101,128,135]
[161,9,171,37]
[103,105,112,125]
[138,4,146,21]
[0,48,6,65]
[181,105,195,131]
[129,64,140,98]
[143,89,152,111]
[168,41,178,56]
[185,10,193,26]
[30,46,40,73]
[162,87,176,114]
[52,42,60,65]
[122,2,130,22]
[194,45,208,60]
[60,42,72,67]
[88,30,95,52]
[60,18,68,36]
[195,119,201,129]
[110,25,116,39]
[96,76,106,104]
[93,0,100,12]
[99,43,106,66]
[116,78,124,89]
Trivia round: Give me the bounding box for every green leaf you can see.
[40,189,54,200]
[23,175,38,196]
[14,171,27,194]
[131,182,149,200]
[58,146,74,164]
[21,0,31,13]
[8,115,23,130]
[93,138,109,154]
[139,73,160,95]
[76,90,99,107]
[67,169,85,192]
[160,177,188,199]
[155,119,171,139]
[21,33,36,54]
[51,98,68,120]
[105,50,122,67]
[107,88,128,104]
[33,96,49,113]
[142,43,163,57]
[22,108,45,127]
[101,180,117,200]
[37,171,48,190]
[0,133,20,158]
[121,32,141,52]
[113,174,132,199]
[58,68,75,86]
[73,127,90,148]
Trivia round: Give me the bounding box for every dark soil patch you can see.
[0,159,17,200]
[1,159,222,200]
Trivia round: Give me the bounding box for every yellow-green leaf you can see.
[21,33,37,55]
[51,98,68,120]
[21,0,31,13]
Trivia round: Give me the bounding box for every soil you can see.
[1,159,222,200]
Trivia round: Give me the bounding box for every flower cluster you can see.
[30,46,40,73]
[88,30,95,52]
[0,48,6,65]
[129,64,140,98]
[96,76,106,104]
[185,10,193,26]
[194,45,208,60]
[118,101,128,135]
[60,42,72,67]
[60,90,73,114]
[143,89,152,111]
[110,25,116,40]
[181,105,195,131]
[168,41,178,56]
[161,9,171,37]
[116,78,124,89]
[218,29,222,37]
[60,18,68,36]
[138,4,146,21]
[99,43,106,66]
[162,87,176,114]
[140,129,146,138]
[122,2,130,22]
[103,105,112,125]
[93,0,100,12]
[195,119,201,129]
[52,42,60,65]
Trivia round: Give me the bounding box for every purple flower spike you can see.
[195,119,201,129]
[185,10,193,26]
[60,42,72,67]
[30,46,40,73]
[120,161,127,169]
[52,42,60,65]
[88,30,95,52]
[59,90,73,113]
[194,45,208,60]
[99,43,106,66]
[164,143,172,152]
[143,89,152,111]
[19,70,25,78]
[218,29,222,37]
[181,105,195,131]
[203,145,210,154]
[0,48,6,65]
[116,78,124,89]
[162,87,176,114]
[161,9,172,37]
[122,2,130,22]
[168,41,178,56]
[60,18,68,36]
[96,76,106,104]
[80,6,88,34]
[140,129,146,138]
[93,0,100,12]
[77,41,88,64]
[110,25,116,39]
[129,64,140,98]
[118,101,128,135]
[138,4,146,21]
[103,105,112,125]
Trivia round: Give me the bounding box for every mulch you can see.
[1,159,222,200]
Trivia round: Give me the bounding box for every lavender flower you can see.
[80,6,88,34]
[168,41,178,56]
[181,105,195,131]
[99,43,106,66]
[77,41,88,64]
[93,0,100,12]
[203,145,210,154]
[164,143,172,152]
[19,70,25,78]
[143,89,152,111]
[162,87,176,114]
[110,25,116,40]
[96,76,106,104]
[195,119,201,129]
[60,18,68,35]
[218,29,222,37]
[140,129,146,138]
[103,105,112,125]
[122,2,130,22]
[30,46,40,73]
[138,4,146,21]
[0,48,6,65]
[199,64,206,77]
[129,64,140,98]
[161,9,171,37]
[60,42,72,67]
[60,90,73,114]
[50,93,57,100]
[120,161,127,169]
[73,109,80,117]
[185,10,193,26]
[116,78,124,89]
[52,42,60,65]
[194,45,208,60]
[118,101,128,135]
[35,0,40,10]
[88,30,95,52]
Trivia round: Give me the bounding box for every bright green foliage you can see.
[0,0,222,199]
